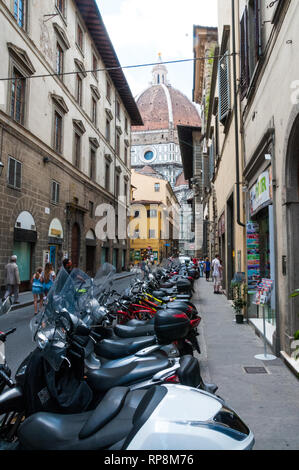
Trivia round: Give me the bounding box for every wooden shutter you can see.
[240,7,249,100]
[255,0,262,60]
[218,52,230,123]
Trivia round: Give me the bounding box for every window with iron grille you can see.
[218,52,230,124]
[8,157,22,190]
[51,181,60,204]
[10,68,26,124]
[14,0,27,29]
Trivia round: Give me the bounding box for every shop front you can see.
[246,167,277,346]
[47,218,64,272]
[13,211,37,292]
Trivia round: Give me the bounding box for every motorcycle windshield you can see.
[30,267,71,371]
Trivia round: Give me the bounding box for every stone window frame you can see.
[76,16,85,57]
[55,0,67,23]
[7,156,22,191]
[72,119,86,171]
[90,85,100,127]
[104,154,112,192]
[51,94,68,155]
[51,180,60,205]
[53,23,70,82]
[91,50,98,81]
[11,0,28,32]
[89,137,99,183]
[74,59,87,108]
[7,43,35,127]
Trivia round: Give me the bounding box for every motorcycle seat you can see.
[126,318,155,327]
[17,387,149,450]
[86,351,170,392]
[114,324,155,339]
[94,336,157,360]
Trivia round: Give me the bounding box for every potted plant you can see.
[230,281,248,324]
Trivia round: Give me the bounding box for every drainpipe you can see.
[231,0,245,229]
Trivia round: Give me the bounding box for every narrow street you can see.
[194,277,299,450]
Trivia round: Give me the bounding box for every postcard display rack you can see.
[247,223,276,361]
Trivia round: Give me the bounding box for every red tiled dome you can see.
[132,84,201,132]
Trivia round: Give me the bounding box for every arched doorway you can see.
[14,211,37,291]
[71,223,80,268]
[285,114,299,344]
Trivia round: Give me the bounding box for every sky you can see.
[97,0,218,101]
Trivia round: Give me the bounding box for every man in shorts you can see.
[212,254,221,294]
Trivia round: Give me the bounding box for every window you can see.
[218,51,230,124]
[106,119,110,143]
[77,22,84,51]
[240,1,262,99]
[124,147,128,166]
[105,163,110,191]
[8,157,22,189]
[125,117,128,134]
[90,147,96,181]
[147,210,157,218]
[51,181,60,204]
[116,133,120,156]
[92,54,98,79]
[106,80,111,102]
[155,183,160,192]
[10,68,26,124]
[91,96,97,126]
[14,0,27,29]
[56,42,64,77]
[134,229,140,239]
[74,132,81,169]
[149,230,156,239]
[56,0,65,17]
[76,73,83,106]
[116,100,120,120]
[116,174,120,197]
[134,211,140,218]
[54,111,63,153]
[124,183,128,203]
[89,201,94,218]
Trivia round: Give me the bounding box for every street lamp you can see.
[0,161,4,177]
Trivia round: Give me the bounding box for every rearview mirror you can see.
[0,297,13,316]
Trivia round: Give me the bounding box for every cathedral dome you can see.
[132,58,201,132]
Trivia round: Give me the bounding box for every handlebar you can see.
[0,369,15,388]
[0,328,16,342]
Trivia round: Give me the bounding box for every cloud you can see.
[99,0,218,98]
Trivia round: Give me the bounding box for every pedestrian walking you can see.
[204,257,211,282]
[31,267,44,315]
[199,258,205,278]
[212,254,221,294]
[219,259,224,294]
[4,255,21,304]
[42,263,56,300]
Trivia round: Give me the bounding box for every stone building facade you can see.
[0,0,142,291]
